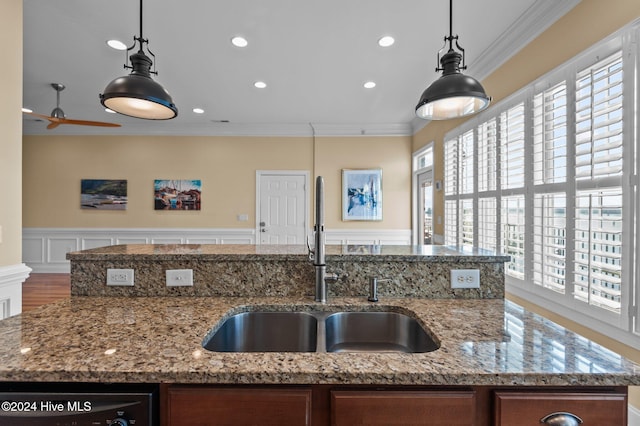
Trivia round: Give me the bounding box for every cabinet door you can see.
[166,386,312,426]
[331,390,476,426]
[494,391,627,425]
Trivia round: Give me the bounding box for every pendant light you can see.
[100,0,178,120]
[415,0,490,120]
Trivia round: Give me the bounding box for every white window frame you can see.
[442,20,640,349]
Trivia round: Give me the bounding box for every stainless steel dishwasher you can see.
[0,383,157,426]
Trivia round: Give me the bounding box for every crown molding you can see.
[470,0,582,80]
[22,122,413,137]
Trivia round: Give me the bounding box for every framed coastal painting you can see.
[342,169,382,221]
[81,179,127,210]
[154,179,202,210]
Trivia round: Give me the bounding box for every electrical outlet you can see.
[166,269,194,287]
[106,269,135,286]
[451,269,480,289]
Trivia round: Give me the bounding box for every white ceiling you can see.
[22,0,580,137]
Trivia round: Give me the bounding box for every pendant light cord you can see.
[139,0,144,41]
[448,0,453,50]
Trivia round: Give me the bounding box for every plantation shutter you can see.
[572,51,624,314]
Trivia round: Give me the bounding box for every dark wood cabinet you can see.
[165,386,312,426]
[331,390,476,426]
[162,384,627,426]
[494,391,627,426]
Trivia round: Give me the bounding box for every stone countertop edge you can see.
[66,244,512,263]
[0,296,637,386]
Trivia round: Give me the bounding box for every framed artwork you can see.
[342,169,382,221]
[81,179,127,210]
[154,179,201,210]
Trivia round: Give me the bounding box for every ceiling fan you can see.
[24,83,121,130]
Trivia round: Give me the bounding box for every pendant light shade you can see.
[100,0,177,120]
[415,0,490,120]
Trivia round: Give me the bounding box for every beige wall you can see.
[0,0,22,267]
[22,135,411,229]
[314,136,412,228]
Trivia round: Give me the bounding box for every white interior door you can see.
[257,172,308,244]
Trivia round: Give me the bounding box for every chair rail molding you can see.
[23,227,412,273]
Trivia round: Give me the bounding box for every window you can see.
[502,195,526,279]
[478,198,497,252]
[442,23,638,348]
[533,193,566,294]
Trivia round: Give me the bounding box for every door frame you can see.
[255,170,310,245]
[416,169,434,245]
[411,144,434,245]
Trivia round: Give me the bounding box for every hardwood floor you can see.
[22,273,71,312]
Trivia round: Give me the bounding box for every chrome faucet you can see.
[368,277,391,302]
[309,176,337,303]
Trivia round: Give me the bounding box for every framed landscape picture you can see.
[342,169,382,221]
[81,179,127,210]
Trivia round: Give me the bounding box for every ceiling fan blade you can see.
[57,118,121,128]
[24,84,121,129]
[23,111,53,121]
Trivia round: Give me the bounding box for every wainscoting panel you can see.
[324,229,412,246]
[23,228,412,273]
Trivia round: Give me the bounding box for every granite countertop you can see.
[0,296,638,386]
[67,244,512,263]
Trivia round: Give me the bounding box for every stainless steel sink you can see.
[203,312,318,352]
[325,312,438,353]
[203,309,439,354]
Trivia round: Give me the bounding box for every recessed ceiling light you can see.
[105,108,116,114]
[193,108,205,114]
[106,39,128,51]
[231,36,248,48]
[364,81,376,89]
[254,81,267,89]
[378,36,395,47]
[21,107,32,113]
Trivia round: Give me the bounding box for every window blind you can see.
[502,195,526,279]
[444,139,458,196]
[478,197,497,252]
[575,53,623,182]
[500,103,526,189]
[460,130,474,194]
[478,118,498,192]
[533,83,567,185]
[533,193,567,294]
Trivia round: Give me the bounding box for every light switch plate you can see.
[451,269,480,289]
[166,269,194,286]
[106,268,135,286]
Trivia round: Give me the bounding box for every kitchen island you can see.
[0,295,637,387]
[0,244,637,424]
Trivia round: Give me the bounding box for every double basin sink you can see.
[203,309,439,353]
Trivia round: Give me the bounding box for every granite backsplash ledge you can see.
[68,244,509,299]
